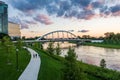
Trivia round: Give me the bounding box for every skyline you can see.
[1,0,120,38]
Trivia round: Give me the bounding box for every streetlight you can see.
[16,49,19,70]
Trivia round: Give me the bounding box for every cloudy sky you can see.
[2,0,120,38]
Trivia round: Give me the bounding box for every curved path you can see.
[18,47,41,80]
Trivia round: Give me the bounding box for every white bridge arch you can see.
[36,30,78,41]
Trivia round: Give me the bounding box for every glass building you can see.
[0,1,8,34]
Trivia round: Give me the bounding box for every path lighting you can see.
[16,49,19,70]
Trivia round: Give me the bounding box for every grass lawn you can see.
[35,49,64,80]
[33,48,120,80]
[84,43,120,49]
[0,45,31,80]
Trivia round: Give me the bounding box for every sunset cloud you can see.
[34,14,53,25]
[8,17,36,29]
[7,0,120,21]
[78,30,90,33]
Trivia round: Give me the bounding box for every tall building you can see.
[0,1,8,34]
[8,22,21,39]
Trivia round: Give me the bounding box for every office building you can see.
[8,22,21,39]
[0,1,8,34]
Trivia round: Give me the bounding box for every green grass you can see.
[77,61,120,80]
[36,49,64,80]
[84,43,120,49]
[0,45,31,80]
[32,48,120,80]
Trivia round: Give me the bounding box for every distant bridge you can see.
[25,30,92,43]
[13,30,103,43]
[36,30,77,41]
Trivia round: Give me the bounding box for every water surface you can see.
[43,42,120,71]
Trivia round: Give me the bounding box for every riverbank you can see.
[33,47,120,80]
[84,43,120,49]
[0,46,31,80]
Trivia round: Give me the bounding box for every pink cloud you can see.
[85,4,93,10]
[112,11,120,16]
[34,14,53,25]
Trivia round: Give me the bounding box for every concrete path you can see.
[18,47,41,80]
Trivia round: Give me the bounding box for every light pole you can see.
[16,49,19,70]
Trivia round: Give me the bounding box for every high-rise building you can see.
[0,1,8,34]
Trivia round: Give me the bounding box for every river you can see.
[43,42,120,71]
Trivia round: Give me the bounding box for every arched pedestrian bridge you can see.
[35,30,90,42]
[16,30,103,43]
[37,30,77,41]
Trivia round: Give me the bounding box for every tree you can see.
[33,42,43,50]
[100,59,106,68]
[16,39,23,50]
[47,42,54,55]
[55,43,61,55]
[82,35,91,39]
[40,43,43,50]
[77,36,81,39]
[22,36,26,40]
[2,36,14,64]
[63,47,85,80]
[104,32,120,44]
[0,33,10,40]
[33,42,39,49]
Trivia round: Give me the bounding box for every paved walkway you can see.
[18,47,41,80]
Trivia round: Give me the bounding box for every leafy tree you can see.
[0,33,10,40]
[33,42,43,50]
[104,32,120,44]
[55,43,61,55]
[63,47,85,80]
[100,59,106,68]
[40,43,43,50]
[16,39,23,50]
[77,36,81,39]
[2,36,14,63]
[22,36,26,40]
[82,35,91,39]
[33,42,39,49]
[47,42,55,55]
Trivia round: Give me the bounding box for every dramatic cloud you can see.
[91,1,103,8]
[71,0,91,7]
[78,30,89,33]
[110,5,120,13]
[8,17,35,29]
[8,17,21,24]
[34,14,53,25]
[8,0,120,21]
[77,10,95,19]
[24,20,37,25]
[9,0,53,12]
[20,23,29,29]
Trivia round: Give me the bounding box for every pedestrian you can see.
[33,54,34,58]
[33,54,35,58]
[36,54,37,58]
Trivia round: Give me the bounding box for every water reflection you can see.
[43,42,120,71]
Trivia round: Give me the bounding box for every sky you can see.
[1,0,120,38]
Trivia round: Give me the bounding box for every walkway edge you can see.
[18,47,41,80]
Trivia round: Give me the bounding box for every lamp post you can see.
[16,49,19,70]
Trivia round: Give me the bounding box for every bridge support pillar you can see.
[67,32,69,39]
[46,35,48,39]
[52,32,54,39]
[70,34,72,39]
[62,31,64,39]
[57,32,59,39]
